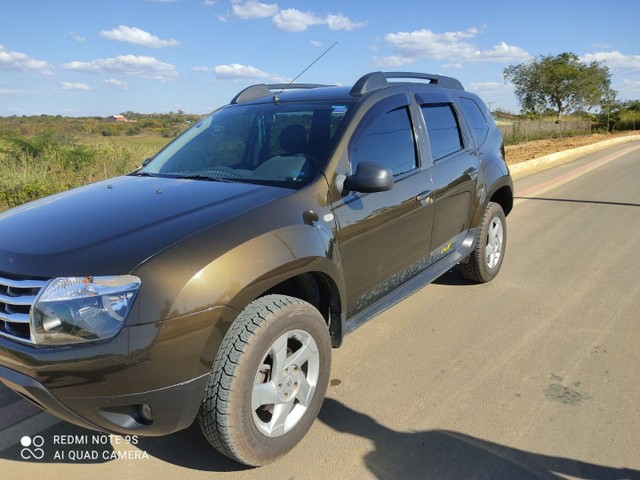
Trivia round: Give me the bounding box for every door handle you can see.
[416,190,433,205]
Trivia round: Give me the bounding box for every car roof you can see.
[230,71,466,106]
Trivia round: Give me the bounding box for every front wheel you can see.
[198,294,331,466]
[462,202,507,283]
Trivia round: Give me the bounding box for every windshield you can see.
[141,101,354,188]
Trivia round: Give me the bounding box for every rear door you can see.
[331,93,435,317]
[418,94,481,253]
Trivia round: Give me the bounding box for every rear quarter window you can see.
[459,97,489,145]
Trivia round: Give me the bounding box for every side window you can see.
[421,104,463,161]
[459,97,489,144]
[350,107,417,177]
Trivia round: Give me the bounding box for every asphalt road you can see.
[1,142,639,479]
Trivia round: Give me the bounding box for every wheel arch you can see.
[232,270,344,348]
[489,184,513,216]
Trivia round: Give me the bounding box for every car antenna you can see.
[289,41,338,84]
[273,41,338,102]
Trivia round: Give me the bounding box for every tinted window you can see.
[141,102,354,188]
[460,97,489,144]
[421,104,463,161]
[350,107,417,176]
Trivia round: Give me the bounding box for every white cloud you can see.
[468,81,513,94]
[105,78,129,89]
[469,81,508,90]
[99,26,180,48]
[191,66,215,72]
[215,64,270,79]
[232,0,278,19]
[325,13,366,31]
[591,42,612,50]
[68,31,86,43]
[63,55,178,80]
[582,51,640,73]
[373,55,416,67]
[476,42,532,64]
[271,8,364,32]
[310,40,323,48]
[61,82,91,91]
[382,28,531,66]
[272,9,323,32]
[0,44,53,74]
[364,42,379,52]
[0,88,36,96]
[203,0,216,5]
[224,3,365,33]
[194,63,287,82]
[617,79,640,92]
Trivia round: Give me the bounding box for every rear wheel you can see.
[462,202,507,283]
[198,294,331,466]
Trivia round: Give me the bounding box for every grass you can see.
[0,113,196,211]
[498,118,592,145]
[79,135,169,149]
[0,134,164,211]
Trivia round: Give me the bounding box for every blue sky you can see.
[1,0,639,116]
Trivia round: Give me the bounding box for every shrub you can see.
[0,178,58,209]
[498,119,592,145]
[0,133,157,211]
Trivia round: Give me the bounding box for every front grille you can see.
[0,274,48,343]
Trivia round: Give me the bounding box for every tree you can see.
[599,89,619,131]
[504,53,614,120]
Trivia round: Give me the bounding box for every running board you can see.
[344,228,477,335]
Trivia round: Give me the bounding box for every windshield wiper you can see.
[176,174,232,183]
[130,170,155,177]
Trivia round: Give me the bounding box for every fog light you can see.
[139,403,154,423]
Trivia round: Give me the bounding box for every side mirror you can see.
[343,162,394,194]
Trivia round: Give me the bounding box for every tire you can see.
[462,201,507,283]
[198,294,331,466]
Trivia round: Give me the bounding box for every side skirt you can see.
[344,228,477,335]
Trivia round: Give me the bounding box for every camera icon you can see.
[20,435,45,460]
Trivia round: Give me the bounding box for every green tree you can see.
[504,52,614,120]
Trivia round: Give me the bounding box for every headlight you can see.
[31,275,141,345]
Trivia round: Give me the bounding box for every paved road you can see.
[1,143,639,479]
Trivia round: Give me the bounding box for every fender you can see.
[185,224,344,317]
[471,155,513,228]
[131,193,345,327]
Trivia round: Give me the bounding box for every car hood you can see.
[0,175,291,277]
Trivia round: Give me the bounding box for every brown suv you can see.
[0,72,513,465]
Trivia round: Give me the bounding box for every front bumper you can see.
[0,305,236,436]
[0,364,208,435]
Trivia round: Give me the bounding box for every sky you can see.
[1,0,639,117]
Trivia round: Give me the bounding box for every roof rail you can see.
[350,71,464,96]
[231,83,330,104]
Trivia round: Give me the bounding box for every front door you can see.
[331,95,435,317]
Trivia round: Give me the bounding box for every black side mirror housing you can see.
[343,162,394,194]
